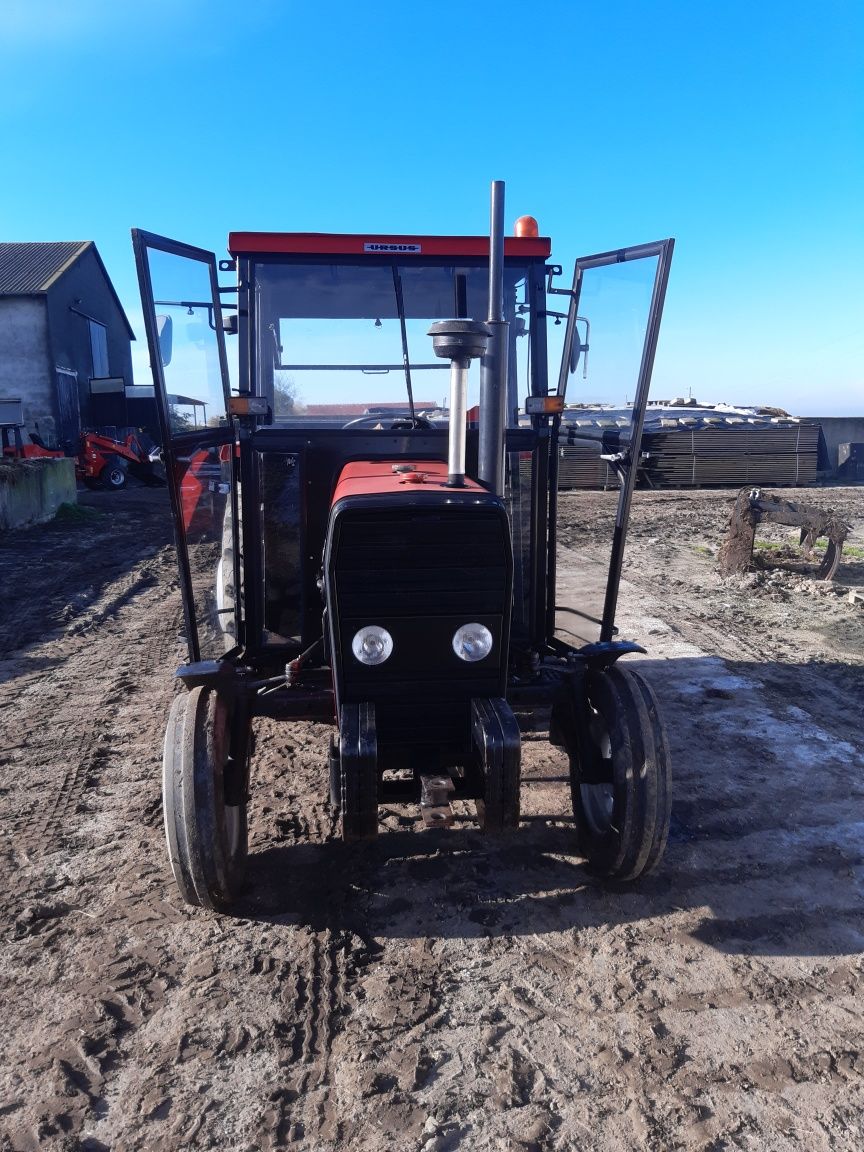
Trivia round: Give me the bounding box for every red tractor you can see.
[2,412,162,492]
[133,183,674,911]
[76,430,163,490]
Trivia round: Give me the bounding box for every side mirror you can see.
[570,334,581,374]
[156,314,173,367]
[570,317,590,377]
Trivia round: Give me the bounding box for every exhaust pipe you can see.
[478,180,509,496]
[428,319,489,487]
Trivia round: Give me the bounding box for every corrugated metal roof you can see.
[0,241,90,294]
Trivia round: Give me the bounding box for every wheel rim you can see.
[108,467,124,486]
[224,804,242,858]
[579,704,615,834]
[580,782,615,831]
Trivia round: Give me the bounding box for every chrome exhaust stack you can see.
[478,180,509,496]
[428,318,489,488]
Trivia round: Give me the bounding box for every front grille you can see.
[326,499,512,752]
[335,510,507,610]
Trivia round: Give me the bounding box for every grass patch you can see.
[753,538,864,560]
[54,502,102,523]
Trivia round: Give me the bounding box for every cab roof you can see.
[227,233,551,259]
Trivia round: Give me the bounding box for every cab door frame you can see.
[132,228,240,663]
[547,239,674,645]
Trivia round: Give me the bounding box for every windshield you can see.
[254,261,531,423]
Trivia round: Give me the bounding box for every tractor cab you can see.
[133,183,674,911]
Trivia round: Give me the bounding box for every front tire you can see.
[339,702,378,842]
[552,664,671,881]
[162,685,248,909]
[102,458,127,490]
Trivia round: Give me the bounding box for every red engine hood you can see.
[331,461,486,505]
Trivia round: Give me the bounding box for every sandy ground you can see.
[1,483,863,1152]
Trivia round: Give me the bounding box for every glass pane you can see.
[257,261,530,423]
[175,435,235,660]
[555,256,659,647]
[145,246,229,436]
[261,452,302,644]
[506,447,534,638]
[139,241,234,662]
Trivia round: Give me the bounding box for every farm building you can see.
[0,242,135,448]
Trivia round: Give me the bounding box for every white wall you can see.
[0,297,54,441]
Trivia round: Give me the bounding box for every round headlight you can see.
[351,625,393,666]
[452,623,493,663]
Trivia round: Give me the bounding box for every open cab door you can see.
[132,231,240,663]
[549,240,674,649]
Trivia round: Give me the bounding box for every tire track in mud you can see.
[0,554,180,871]
[1,535,186,1151]
[4,487,864,1151]
[243,727,353,1147]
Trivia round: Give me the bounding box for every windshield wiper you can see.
[391,266,416,425]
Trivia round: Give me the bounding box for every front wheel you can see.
[162,685,248,909]
[551,664,671,881]
[102,458,127,490]
[338,702,378,841]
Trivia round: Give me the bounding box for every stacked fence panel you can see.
[639,422,820,488]
[557,417,822,490]
[556,441,618,489]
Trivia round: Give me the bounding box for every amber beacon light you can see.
[514,215,539,237]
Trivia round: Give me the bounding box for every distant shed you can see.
[811,416,864,480]
[0,242,135,448]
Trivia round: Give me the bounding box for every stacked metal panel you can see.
[556,442,619,489]
[639,421,821,487]
[556,410,822,490]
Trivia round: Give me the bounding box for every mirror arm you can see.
[600,449,630,481]
[545,265,569,296]
[546,266,589,379]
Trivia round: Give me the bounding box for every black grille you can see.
[325,498,512,754]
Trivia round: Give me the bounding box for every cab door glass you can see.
[146,246,230,433]
[134,233,236,663]
[554,250,667,648]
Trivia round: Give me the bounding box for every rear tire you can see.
[162,686,248,909]
[552,664,671,881]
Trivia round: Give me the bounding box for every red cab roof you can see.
[227,232,551,259]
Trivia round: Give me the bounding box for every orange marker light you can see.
[514,215,539,238]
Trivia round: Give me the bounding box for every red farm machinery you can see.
[133,182,674,911]
[1,402,161,491]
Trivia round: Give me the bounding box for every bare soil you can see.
[2,483,863,1152]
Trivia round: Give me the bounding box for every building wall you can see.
[0,457,77,530]
[813,416,864,475]
[0,297,55,442]
[44,246,134,432]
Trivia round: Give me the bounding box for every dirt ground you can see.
[1,482,863,1152]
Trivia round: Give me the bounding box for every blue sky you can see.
[1,0,861,415]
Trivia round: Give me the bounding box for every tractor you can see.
[75,429,164,490]
[133,182,674,911]
[1,402,162,491]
